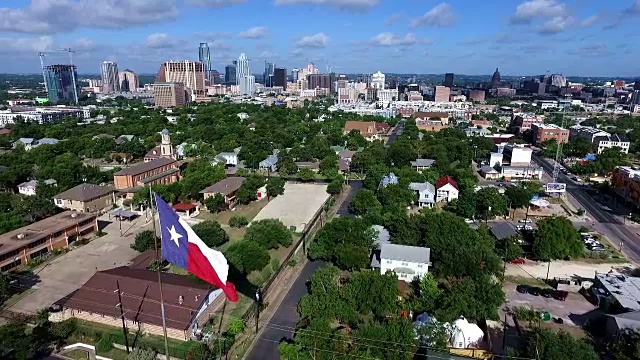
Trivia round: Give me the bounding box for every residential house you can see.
[343,120,389,141]
[237,112,249,120]
[410,159,435,173]
[116,134,137,145]
[53,183,116,213]
[435,175,459,202]
[464,127,492,137]
[479,165,501,180]
[54,266,223,340]
[605,311,640,339]
[379,172,399,188]
[500,165,543,180]
[17,179,56,196]
[213,151,239,167]
[200,177,246,207]
[13,137,59,151]
[376,243,431,281]
[409,182,436,208]
[415,119,446,132]
[113,157,180,196]
[296,162,320,172]
[259,152,279,172]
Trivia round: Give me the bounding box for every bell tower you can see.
[160,128,174,158]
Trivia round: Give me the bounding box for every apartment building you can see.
[53,183,115,213]
[153,82,186,108]
[569,125,630,154]
[113,157,180,192]
[610,166,640,209]
[531,123,569,145]
[434,86,451,102]
[509,113,545,133]
[0,211,97,272]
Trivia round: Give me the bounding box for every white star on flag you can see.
[167,225,183,247]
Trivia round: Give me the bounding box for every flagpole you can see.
[150,188,171,359]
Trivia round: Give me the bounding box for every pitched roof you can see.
[18,180,38,189]
[56,266,212,330]
[490,222,519,240]
[409,182,435,194]
[413,111,449,119]
[200,177,245,196]
[435,175,459,190]
[380,243,430,264]
[410,159,435,167]
[114,157,177,176]
[54,183,115,202]
[343,121,387,137]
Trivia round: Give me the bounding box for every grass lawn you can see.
[197,200,270,248]
[61,349,90,360]
[504,275,552,288]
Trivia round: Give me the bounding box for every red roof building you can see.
[435,175,459,190]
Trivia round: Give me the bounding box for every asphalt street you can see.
[535,156,640,263]
[245,121,405,359]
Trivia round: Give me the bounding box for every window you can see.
[417,264,423,268]
[386,260,392,264]
[401,262,408,266]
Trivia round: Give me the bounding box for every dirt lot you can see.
[505,260,632,280]
[251,182,329,232]
[8,215,151,314]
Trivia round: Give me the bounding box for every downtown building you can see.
[198,43,212,84]
[100,61,120,92]
[274,67,287,90]
[154,83,187,108]
[225,61,237,85]
[43,65,80,104]
[155,61,206,99]
[236,53,255,95]
[118,69,139,92]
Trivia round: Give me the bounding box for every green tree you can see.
[319,154,338,177]
[130,230,157,252]
[0,272,10,304]
[499,235,524,261]
[236,175,265,204]
[192,220,229,248]
[0,212,28,235]
[417,273,442,313]
[326,178,343,195]
[127,348,157,360]
[475,187,508,219]
[308,217,375,270]
[243,219,292,249]
[225,241,270,273]
[349,189,382,217]
[608,330,640,360]
[203,193,227,213]
[532,216,583,260]
[504,185,533,209]
[517,328,598,360]
[229,215,249,228]
[296,168,316,181]
[266,177,285,198]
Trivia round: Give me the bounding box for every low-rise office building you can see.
[569,125,631,154]
[53,183,116,213]
[531,123,569,145]
[113,157,180,194]
[0,211,97,272]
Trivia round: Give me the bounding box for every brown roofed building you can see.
[200,177,245,207]
[0,211,97,272]
[413,111,450,125]
[113,157,180,193]
[53,183,115,213]
[54,266,222,340]
[343,120,389,141]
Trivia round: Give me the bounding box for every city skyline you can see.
[0,0,639,76]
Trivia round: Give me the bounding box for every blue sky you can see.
[1,0,639,77]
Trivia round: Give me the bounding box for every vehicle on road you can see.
[464,218,474,224]
[516,284,528,294]
[510,259,526,264]
[516,225,533,231]
[553,290,569,301]
[518,219,532,223]
[528,287,541,296]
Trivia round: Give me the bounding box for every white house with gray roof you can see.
[410,159,435,173]
[378,243,431,281]
[409,182,436,208]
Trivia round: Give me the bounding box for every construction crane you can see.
[38,52,48,94]
[37,49,79,105]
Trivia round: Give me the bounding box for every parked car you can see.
[516,285,529,294]
[528,287,541,296]
[553,290,569,301]
[541,289,552,298]
[510,258,526,264]
[518,219,533,223]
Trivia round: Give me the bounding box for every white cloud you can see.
[627,0,640,14]
[0,36,55,54]
[385,13,402,26]
[580,15,599,27]
[259,51,277,58]
[510,0,565,24]
[571,43,611,57]
[409,3,456,28]
[0,0,178,34]
[144,33,177,49]
[369,32,430,47]
[189,0,246,7]
[273,0,378,12]
[296,33,328,48]
[538,16,575,34]
[238,26,269,39]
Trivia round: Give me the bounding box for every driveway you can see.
[9,214,152,314]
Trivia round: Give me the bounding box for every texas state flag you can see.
[155,194,238,302]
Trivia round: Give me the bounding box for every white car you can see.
[518,219,533,223]
[464,218,474,224]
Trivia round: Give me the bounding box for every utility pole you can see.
[254,288,263,334]
[115,280,130,353]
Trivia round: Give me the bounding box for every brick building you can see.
[531,123,569,145]
[0,211,97,272]
[113,157,180,193]
[509,113,545,133]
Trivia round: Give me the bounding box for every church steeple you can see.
[160,128,174,158]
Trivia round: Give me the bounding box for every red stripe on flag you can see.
[187,243,239,302]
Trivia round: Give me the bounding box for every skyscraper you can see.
[274,68,287,90]
[434,86,450,102]
[371,71,385,89]
[198,43,212,84]
[118,69,139,92]
[291,68,299,82]
[155,61,206,98]
[44,64,79,103]
[263,61,274,87]
[225,61,237,86]
[444,73,454,88]
[154,82,186,108]
[236,53,255,95]
[101,61,120,92]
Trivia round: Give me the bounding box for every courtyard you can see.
[8,215,151,314]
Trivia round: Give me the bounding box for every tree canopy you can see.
[192,220,229,248]
[243,219,292,250]
[308,217,375,270]
[532,216,583,260]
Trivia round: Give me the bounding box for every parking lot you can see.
[9,215,150,314]
[503,282,600,326]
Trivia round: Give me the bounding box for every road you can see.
[246,122,402,359]
[535,156,640,263]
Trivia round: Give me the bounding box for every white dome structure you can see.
[448,317,484,349]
